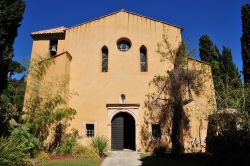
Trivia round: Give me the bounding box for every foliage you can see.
[91,136,109,156]
[206,111,250,155]
[35,152,50,165]
[53,129,80,155]
[221,46,241,88]
[10,126,41,157]
[0,77,25,136]
[241,4,250,84]
[44,160,99,166]
[23,56,77,146]
[0,1,26,133]
[199,35,242,110]
[244,85,250,113]
[199,35,225,108]
[205,53,250,157]
[24,94,76,142]
[8,60,26,78]
[72,146,99,159]
[195,32,250,159]
[199,35,221,63]
[0,137,30,166]
[145,35,209,154]
[0,0,26,95]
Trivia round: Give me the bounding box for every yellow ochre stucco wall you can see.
[24,10,216,152]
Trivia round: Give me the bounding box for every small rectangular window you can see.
[152,124,161,139]
[49,39,58,56]
[86,124,94,137]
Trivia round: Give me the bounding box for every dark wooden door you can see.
[111,114,124,150]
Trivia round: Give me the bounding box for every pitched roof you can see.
[30,9,182,37]
[31,26,67,36]
[68,9,182,30]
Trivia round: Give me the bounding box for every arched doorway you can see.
[111,112,135,150]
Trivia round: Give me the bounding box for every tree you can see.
[143,34,211,154]
[23,56,77,149]
[0,77,26,136]
[199,35,225,109]
[8,60,25,78]
[241,4,250,84]
[0,59,26,136]
[199,35,224,87]
[199,35,244,110]
[221,46,241,89]
[0,0,26,95]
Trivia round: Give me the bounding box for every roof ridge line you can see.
[66,9,183,31]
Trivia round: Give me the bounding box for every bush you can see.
[11,127,41,157]
[207,112,250,155]
[35,152,50,165]
[54,129,80,155]
[91,136,109,156]
[0,137,30,166]
[72,146,99,159]
[54,136,76,155]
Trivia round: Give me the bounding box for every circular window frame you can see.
[117,38,132,52]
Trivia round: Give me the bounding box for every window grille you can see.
[117,38,131,52]
[86,124,94,137]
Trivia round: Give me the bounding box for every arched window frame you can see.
[117,38,132,52]
[101,46,108,72]
[140,45,148,72]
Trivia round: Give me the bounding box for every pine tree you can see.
[241,4,250,84]
[0,0,26,95]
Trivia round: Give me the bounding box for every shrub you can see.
[0,137,30,166]
[54,136,76,155]
[207,112,250,155]
[11,127,41,157]
[54,129,80,155]
[72,146,99,159]
[91,136,109,156]
[35,152,50,165]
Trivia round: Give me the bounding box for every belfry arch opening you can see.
[111,112,136,151]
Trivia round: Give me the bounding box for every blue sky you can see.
[14,0,250,77]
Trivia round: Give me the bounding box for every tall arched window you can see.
[102,46,108,72]
[140,46,148,72]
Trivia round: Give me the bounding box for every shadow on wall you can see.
[139,34,217,154]
[140,96,191,153]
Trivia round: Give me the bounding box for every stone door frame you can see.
[106,104,140,151]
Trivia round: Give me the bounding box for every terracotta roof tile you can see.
[31,26,67,36]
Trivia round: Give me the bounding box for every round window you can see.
[117,38,131,52]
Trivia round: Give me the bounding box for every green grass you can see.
[43,159,100,166]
